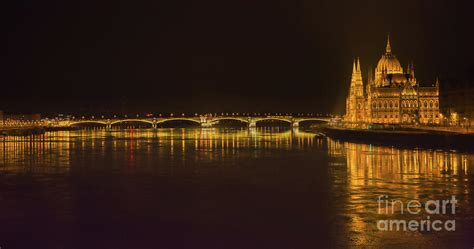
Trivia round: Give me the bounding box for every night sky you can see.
[2,0,474,116]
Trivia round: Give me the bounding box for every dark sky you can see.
[2,0,474,115]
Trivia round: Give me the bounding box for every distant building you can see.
[345,36,440,125]
[440,80,474,126]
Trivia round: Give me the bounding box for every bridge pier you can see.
[105,119,112,129]
[248,120,256,128]
[201,121,213,128]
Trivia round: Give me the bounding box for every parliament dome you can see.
[375,36,403,82]
[376,54,403,74]
[375,36,403,75]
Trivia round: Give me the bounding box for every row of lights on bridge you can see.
[63,113,330,120]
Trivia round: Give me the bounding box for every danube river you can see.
[0,127,473,248]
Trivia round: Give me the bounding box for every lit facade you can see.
[345,36,440,125]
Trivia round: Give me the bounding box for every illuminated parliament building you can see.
[345,36,440,125]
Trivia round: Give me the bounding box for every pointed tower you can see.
[410,62,417,86]
[366,66,374,123]
[435,77,439,95]
[353,57,364,97]
[346,58,365,123]
[366,66,374,94]
[349,59,357,96]
[386,34,392,54]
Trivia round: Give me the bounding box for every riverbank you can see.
[317,125,474,150]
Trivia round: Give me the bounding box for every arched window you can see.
[435,101,438,108]
[395,102,398,108]
[424,101,428,108]
[389,102,393,108]
[379,102,382,109]
[384,102,387,108]
[430,101,433,108]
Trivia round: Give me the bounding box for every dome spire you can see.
[386,34,391,54]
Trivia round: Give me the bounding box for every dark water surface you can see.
[0,128,473,249]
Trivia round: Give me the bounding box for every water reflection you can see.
[327,139,474,247]
[0,127,318,175]
[0,128,473,248]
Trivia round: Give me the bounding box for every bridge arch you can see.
[294,118,329,127]
[68,121,108,126]
[156,118,201,125]
[254,118,292,124]
[294,118,329,123]
[209,117,249,124]
[110,119,154,126]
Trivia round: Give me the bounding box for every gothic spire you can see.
[368,66,373,85]
[386,34,391,54]
[352,59,356,73]
[357,57,361,72]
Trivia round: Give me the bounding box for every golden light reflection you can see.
[0,127,319,175]
[327,138,474,247]
[1,128,473,247]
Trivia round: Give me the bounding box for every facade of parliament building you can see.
[345,36,440,125]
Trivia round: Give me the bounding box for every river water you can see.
[0,127,473,249]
